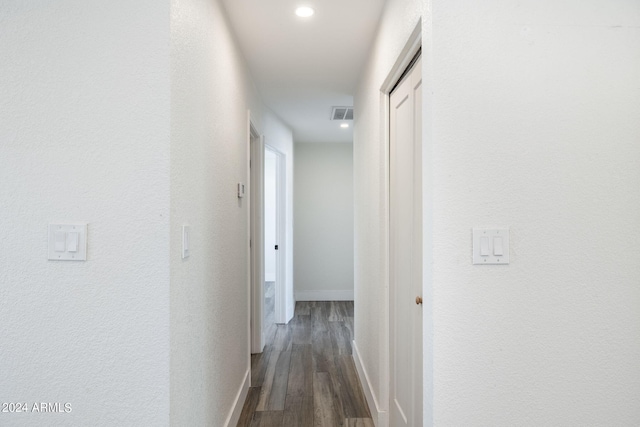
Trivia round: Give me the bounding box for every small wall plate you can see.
[472,228,509,265]
[182,225,190,259]
[48,223,87,261]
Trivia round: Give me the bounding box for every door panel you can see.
[390,55,422,427]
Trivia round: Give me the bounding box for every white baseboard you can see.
[353,340,388,427]
[224,368,250,427]
[295,290,354,301]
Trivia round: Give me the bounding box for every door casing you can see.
[377,20,424,427]
[265,144,287,325]
[249,116,288,357]
[249,116,264,355]
[389,52,423,427]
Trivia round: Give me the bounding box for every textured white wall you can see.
[170,0,265,424]
[294,143,354,298]
[353,0,424,421]
[262,111,295,322]
[0,1,170,425]
[356,0,640,425]
[429,1,640,424]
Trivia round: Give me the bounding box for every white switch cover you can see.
[493,237,504,256]
[182,225,190,259]
[480,236,490,256]
[473,228,509,265]
[67,232,79,252]
[54,231,66,252]
[48,224,87,261]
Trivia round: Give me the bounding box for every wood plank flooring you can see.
[238,301,372,427]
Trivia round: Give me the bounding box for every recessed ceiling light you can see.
[340,123,349,129]
[295,6,315,18]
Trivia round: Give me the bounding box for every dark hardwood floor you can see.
[237,301,374,427]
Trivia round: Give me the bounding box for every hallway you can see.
[237,301,373,427]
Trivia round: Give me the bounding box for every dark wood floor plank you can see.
[334,355,371,418]
[344,315,354,341]
[344,418,375,427]
[328,301,340,321]
[241,298,374,427]
[272,324,292,352]
[264,322,277,349]
[237,387,261,427]
[267,350,292,410]
[283,395,313,427]
[312,329,335,373]
[311,302,330,332]
[249,410,284,427]
[292,314,311,345]
[313,372,343,427]
[344,301,354,318]
[264,325,277,350]
[256,349,281,411]
[295,301,311,316]
[251,350,271,387]
[320,302,331,322]
[329,321,352,356]
[286,344,313,399]
[329,301,350,322]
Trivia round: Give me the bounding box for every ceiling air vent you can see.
[331,106,354,121]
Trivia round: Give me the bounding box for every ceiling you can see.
[221,0,386,143]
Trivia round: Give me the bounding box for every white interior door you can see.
[389,54,422,427]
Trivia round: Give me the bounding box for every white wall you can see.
[428,1,640,424]
[355,0,640,425]
[264,150,277,282]
[294,143,354,300]
[0,1,170,425]
[170,0,267,424]
[1,1,293,425]
[262,111,295,322]
[353,0,424,424]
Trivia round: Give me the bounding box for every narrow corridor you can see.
[237,301,373,426]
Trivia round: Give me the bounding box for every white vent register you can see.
[330,106,353,121]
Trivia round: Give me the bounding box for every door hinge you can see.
[275,245,279,250]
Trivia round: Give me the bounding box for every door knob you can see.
[415,296,422,305]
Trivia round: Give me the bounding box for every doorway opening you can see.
[263,145,287,341]
[264,148,277,342]
[250,127,288,356]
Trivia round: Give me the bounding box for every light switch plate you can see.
[48,223,87,261]
[473,228,509,265]
[182,225,190,259]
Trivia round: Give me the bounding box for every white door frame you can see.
[249,121,289,355]
[249,115,265,354]
[265,144,287,324]
[379,21,423,427]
